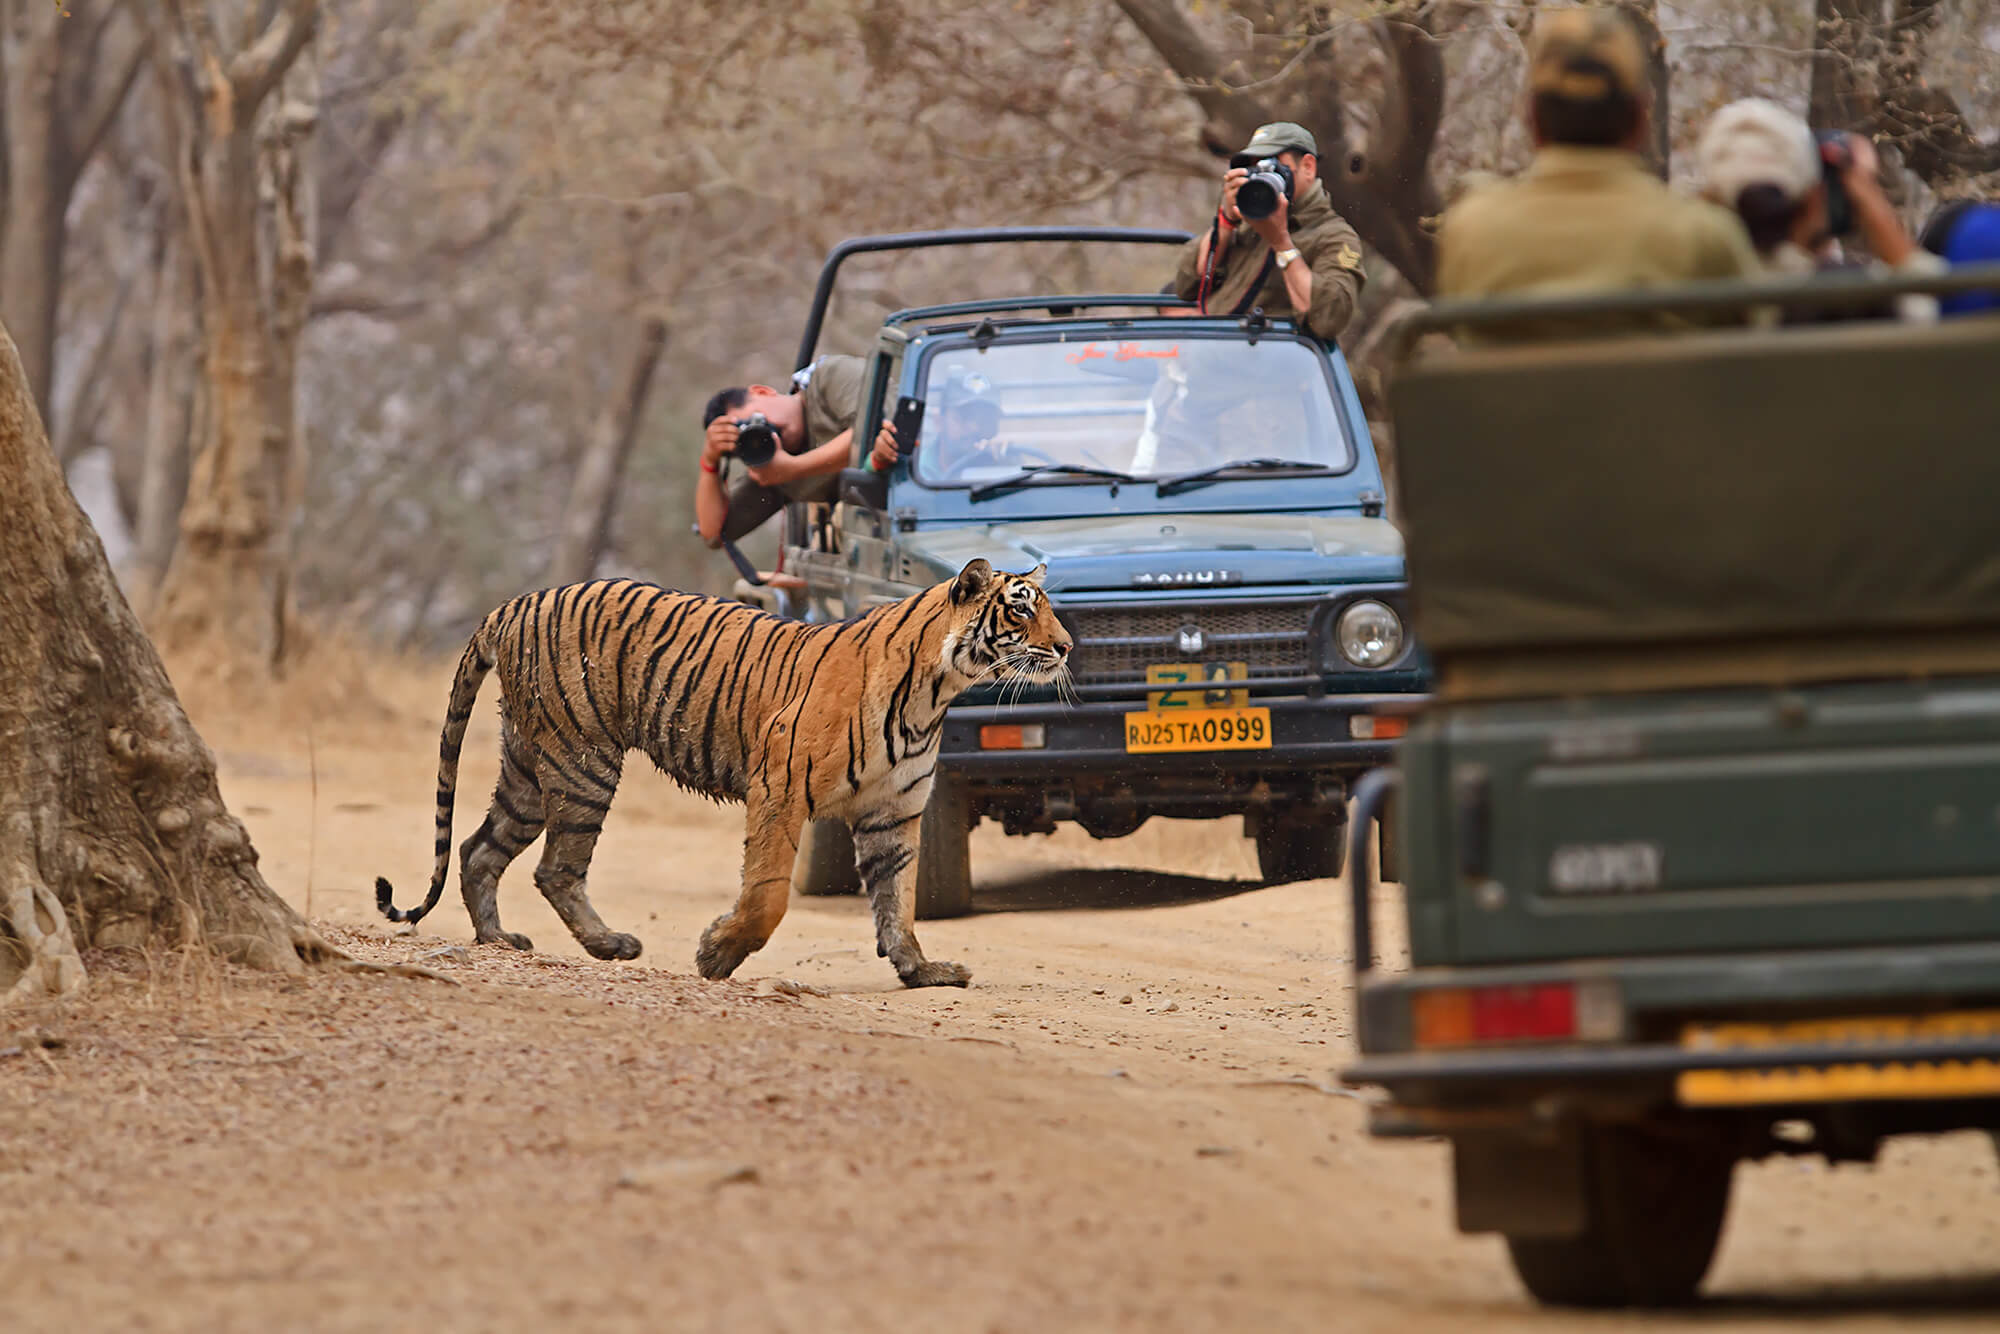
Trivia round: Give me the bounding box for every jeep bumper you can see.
[938,692,1424,834]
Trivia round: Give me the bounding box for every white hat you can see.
[1696,99,1819,205]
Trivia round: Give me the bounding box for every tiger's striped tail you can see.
[376,616,499,926]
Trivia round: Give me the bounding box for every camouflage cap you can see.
[1527,7,1648,103]
[1240,122,1318,160]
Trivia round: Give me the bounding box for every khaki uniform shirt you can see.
[1436,147,1760,343]
[1172,182,1366,340]
[720,353,864,543]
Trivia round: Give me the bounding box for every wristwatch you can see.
[1274,247,1302,269]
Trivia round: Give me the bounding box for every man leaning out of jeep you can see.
[694,354,899,549]
[1168,121,1367,341]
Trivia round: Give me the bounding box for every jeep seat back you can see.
[1390,311,2000,701]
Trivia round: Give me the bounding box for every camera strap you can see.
[721,539,766,586]
[711,457,768,587]
[1229,251,1279,317]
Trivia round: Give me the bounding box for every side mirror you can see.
[839,466,888,510]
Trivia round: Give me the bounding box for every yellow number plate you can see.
[1145,661,1249,710]
[1123,706,1272,754]
[1677,1009,2000,1106]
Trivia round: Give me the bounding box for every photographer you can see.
[1697,98,1941,323]
[695,354,890,549]
[1169,122,1366,341]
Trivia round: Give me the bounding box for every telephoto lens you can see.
[1236,157,1295,221]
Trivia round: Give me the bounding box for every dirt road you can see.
[4,665,1997,1331]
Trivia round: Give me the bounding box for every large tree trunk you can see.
[150,1,319,670]
[0,321,322,1003]
[548,316,669,585]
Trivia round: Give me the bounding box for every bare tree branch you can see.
[229,0,319,114]
[67,22,150,176]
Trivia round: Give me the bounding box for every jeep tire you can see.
[1255,818,1347,884]
[1503,1124,1733,1309]
[916,773,975,920]
[792,819,862,896]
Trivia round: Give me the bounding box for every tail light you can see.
[1348,715,1410,740]
[1412,979,1622,1048]
[979,724,1045,750]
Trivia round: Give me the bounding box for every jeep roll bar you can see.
[794,227,1193,372]
[883,292,1194,329]
[1385,261,2000,365]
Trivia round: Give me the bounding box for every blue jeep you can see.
[760,229,1428,915]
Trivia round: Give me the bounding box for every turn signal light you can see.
[1412,981,1621,1048]
[1349,715,1410,740]
[979,724,1045,750]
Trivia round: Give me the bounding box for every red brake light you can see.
[1413,983,1578,1048]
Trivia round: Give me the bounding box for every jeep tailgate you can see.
[1406,681,2000,966]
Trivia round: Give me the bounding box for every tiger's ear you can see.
[1024,562,1047,586]
[950,558,995,605]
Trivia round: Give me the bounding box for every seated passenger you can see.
[1920,199,2000,317]
[867,376,1014,479]
[1697,99,1940,323]
[1435,8,1759,340]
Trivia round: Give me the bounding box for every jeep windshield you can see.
[912,333,1353,491]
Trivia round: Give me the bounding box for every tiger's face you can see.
[944,559,1072,686]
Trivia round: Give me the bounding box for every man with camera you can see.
[695,354,884,549]
[1697,99,1941,323]
[1169,121,1366,341]
[1435,8,1759,339]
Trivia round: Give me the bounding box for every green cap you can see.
[1240,122,1317,160]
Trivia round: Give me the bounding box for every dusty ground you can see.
[4,660,1999,1332]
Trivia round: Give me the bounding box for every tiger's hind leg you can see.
[460,728,546,951]
[854,799,971,989]
[696,776,803,981]
[534,760,642,962]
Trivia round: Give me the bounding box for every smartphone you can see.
[890,395,925,457]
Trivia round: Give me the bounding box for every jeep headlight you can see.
[1333,599,1404,669]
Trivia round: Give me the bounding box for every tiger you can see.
[375,558,1071,988]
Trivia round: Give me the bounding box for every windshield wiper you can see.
[1154,457,1334,497]
[968,463,1142,501]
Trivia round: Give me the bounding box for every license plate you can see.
[1677,1010,2000,1106]
[1145,661,1249,709]
[1124,706,1271,754]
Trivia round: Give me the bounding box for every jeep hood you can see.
[900,514,1405,592]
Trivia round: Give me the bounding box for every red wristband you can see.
[1217,206,1236,231]
[700,457,719,475]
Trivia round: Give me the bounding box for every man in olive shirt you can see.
[1171,121,1367,341]
[695,353,871,548]
[1435,8,1758,340]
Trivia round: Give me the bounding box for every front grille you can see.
[1059,600,1316,687]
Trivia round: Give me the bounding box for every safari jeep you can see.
[1344,268,2000,1308]
[768,227,1428,917]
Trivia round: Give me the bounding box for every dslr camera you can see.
[730,412,780,468]
[1231,153,1295,222]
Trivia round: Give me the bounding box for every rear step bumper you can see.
[1346,1029,2000,1090]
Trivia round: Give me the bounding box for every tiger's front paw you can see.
[898,959,972,989]
[696,916,753,980]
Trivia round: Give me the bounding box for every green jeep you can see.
[757,228,1427,917]
[1344,268,2000,1308]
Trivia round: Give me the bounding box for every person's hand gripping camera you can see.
[702,411,797,487]
[1224,154,1297,250]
